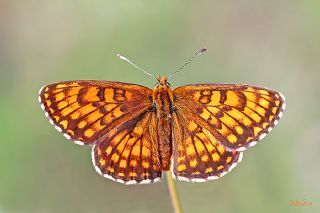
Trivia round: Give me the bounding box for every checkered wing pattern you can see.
[92,111,162,184]
[39,80,153,145]
[172,111,243,182]
[173,84,285,151]
[39,80,162,184]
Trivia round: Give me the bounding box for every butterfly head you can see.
[156,76,171,88]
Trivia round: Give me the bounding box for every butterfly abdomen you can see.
[153,85,174,170]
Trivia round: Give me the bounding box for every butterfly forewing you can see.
[39,80,153,145]
[173,84,285,151]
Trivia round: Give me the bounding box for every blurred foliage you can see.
[0,0,319,212]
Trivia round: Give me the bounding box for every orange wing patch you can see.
[92,111,162,184]
[174,84,285,151]
[172,112,243,182]
[39,80,153,145]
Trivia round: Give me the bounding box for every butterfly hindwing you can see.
[173,84,285,151]
[172,110,243,182]
[92,111,162,184]
[39,80,153,145]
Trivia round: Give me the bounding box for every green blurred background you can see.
[1,0,319,212]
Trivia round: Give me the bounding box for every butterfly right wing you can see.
[39,80,153,145]
[173,84,285,151]
[171,110,243,182]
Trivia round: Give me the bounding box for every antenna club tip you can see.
[200,48,207,52]
[117,53,127,61]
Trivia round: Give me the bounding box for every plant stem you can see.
[166,171,182,213]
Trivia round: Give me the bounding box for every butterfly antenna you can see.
[168,48,207,78]
[117,53,157,80]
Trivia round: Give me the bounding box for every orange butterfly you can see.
[39,49,285,184]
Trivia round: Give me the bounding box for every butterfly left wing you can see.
[173,84,285,151]
[92,110,162,184]
[39,80,162,184]
[39,80,153,145]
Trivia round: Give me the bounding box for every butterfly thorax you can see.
[153,76,174,170]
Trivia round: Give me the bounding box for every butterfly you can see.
[38,50,286,185]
